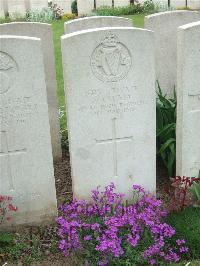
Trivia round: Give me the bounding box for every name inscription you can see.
[0,96,38,125]
[79,85,145,116]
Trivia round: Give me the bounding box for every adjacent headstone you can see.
[77,0,93,15]
[7,0,26,17]
[53,0,72,13]
[0,22,62,161]
[0,36,57,226]
[62,27,156,199]
[30,0,48,10]
[176,21,200,177]
[64,16,133,34]
[145,11,200,96]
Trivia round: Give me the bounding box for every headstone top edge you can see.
[0,35,41,42]
[62,26,153,40]
[0,22,51,27]
[145,10,200,19]
[64,16,133,25]
[178,20,200,30]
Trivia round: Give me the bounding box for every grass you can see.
[166,207,200,260]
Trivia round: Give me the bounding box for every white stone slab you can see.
[62,27,156,199]
[53,0,72,13]
[0,36,57,226]
[0,22,62,161]
[145,11,200,96]
[30,0,48,10]
[7,0,26,16]
[77,0,94,15]
[176,21,200,177]
[64,16,133,34]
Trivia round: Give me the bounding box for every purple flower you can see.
[56,183,187,265]
[84,235,92,241]
[176,239,186,246]
[179,246,189,253]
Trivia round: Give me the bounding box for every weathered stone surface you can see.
[0,36,57,226]
[30,0,48,10]
[64,16,133,34]
[53,0,72,13]
[176,21,200,177]
[7,0,26,16]
[0,22,62,161]
[62,27,156,199]
[145,10,200,96]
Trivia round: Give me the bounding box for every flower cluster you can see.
[164,176,200,212]
[0,195,18,224]
[57,183,188,265]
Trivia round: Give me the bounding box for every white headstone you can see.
[64,16,133,34]
[0,0,5,17]
[30,0,48,10]
[145,11,200,96]
[77,0,93,15]
[7,0,26,17]
[176,21,200,177]
[0,22,62,161]
[62,27,156,199]
[0,36,57,226]
[53,0,72,13]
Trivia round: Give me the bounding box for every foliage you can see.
[190,171,200,205]
[62,13,76,20]
[156,82,176,177]
[163,176,200,212]
[143,0,155,12]
[95,4,144,16]
[0,226,59,265]
[57,183,188,265]
[0,195,17,263]
[71,0,78,15]
[0,15,25,24]
[26,7,55,22]
[166,207,200,260]
[0,195,17,224]
[48,1,64,19]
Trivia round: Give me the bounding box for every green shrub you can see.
[95,4,144,16]
[156,82,176,177]
[26,7,55,22]
[143,0,155,12]
[71,0,78,14]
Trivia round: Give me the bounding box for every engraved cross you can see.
[0,131,26,191]
[96,118,133,177]
[188,93,200,100]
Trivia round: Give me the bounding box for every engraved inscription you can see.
[80,85,145,116]
[96,118,133,177]
[0,52,17,94]
[188,93,200,111]
[91,32,132,82]
[0,96,38,126]
[0,131,27,191]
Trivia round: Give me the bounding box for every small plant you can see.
[95,4,144,16]
[0,195,17,224]
[143,0,155,12]
[156,81,176,177]
[0,195,17,262]
[71,0,78,15]
[62,13,76,20]
[48,1,64,19]
[164,176,200,212]
[26,7,55,22]
[57,183,188,265]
